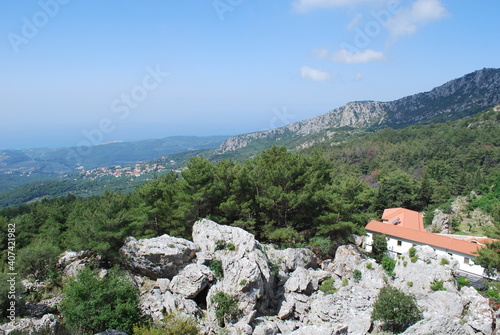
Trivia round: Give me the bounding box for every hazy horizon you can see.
[1,1,499,150]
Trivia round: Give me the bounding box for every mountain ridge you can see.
[216,68,500,154]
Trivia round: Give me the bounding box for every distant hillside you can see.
[215,68,500,155]
[0,136,229,193]
[2,68,500,207]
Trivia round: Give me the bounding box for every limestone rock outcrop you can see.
[14,218,496,335]
[119,234,199,279]
[267,247,318,274]
[169,263,214,299]
[429,208,451,233]
[192,219,275,330]
[122,221,497,334]
[0,314,59,335]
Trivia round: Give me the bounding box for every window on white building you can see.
[464,257,470,265]
[397,240,402,246]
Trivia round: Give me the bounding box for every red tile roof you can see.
[365,220,487,256]
[381,208,425,231]
[366,208,488,256]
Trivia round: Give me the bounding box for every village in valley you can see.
[78,159,182,180]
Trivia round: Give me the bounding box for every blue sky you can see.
[0,0,499,149]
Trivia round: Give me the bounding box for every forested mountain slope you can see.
[0,136,228,194]
[0,136,228,175]
[216,68,500,155]
[2,69,499,208]
[1,107,499,268]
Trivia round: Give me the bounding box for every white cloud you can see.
[309,47,329,58]
[332,49,385,64]
[292,0,371,12]
[300,66,332,81]
[387,0,448,39]
[354,72,364,81]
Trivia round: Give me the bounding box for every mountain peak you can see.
[216,68,500,154]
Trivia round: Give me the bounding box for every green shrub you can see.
[371,286,422,333]
[239,279,247,286]
[226,243,235,251]
[309,236,334,255]
[410,255,419,263]
[440,258,449,265]
[353,269,362,281]
[17,241,61,281]
[366,263,373,270]
[319,278,337,294]
[60,266,141,334]
[381,256,396,276]
[407,281,413,287]
[211,291,238,327]
[342,278,349,287]
[267,227,304,247]
[430,279,446,291]
[372,234,388,262]
[403,261,408,267]
[210,260,224,278]
[408,247,417,258]
[487,288,500,301]
[132,312,199,335]
[424,210,435,227]
[456,276,471,289]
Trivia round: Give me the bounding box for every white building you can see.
[365,208,495,279]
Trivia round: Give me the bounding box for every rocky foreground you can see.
[1,219,497,334]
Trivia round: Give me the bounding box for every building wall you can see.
[365,232,489,278]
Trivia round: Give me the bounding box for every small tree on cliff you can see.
[371,286,422,333]
[372,233,388,262]
[60,266,141,334]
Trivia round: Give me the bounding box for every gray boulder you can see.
[253,322,280,335]
[193,218,261,254]
[429,208,451,233]
[279,244,386,334]
[402,315,475,335]
[284,268,315,295]
[392,245,462,319]
[156,278,170,293]
[284,267,331,295]
[253,317,294,335]
[460,286,494,335]
[0,314,59,335]
[252,318,305,334]
[290,324,348,335]
[330,244,367,277]
[56,250,98,277]
[169,263,214,298]
[140,285,200,322]
[267,247,318,274]
[120,235,199,279]
[193,219,274,328]
[307,286,374,334]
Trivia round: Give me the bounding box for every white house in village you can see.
[364,208,496,279]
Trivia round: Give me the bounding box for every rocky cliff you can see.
[216,68,500,154]
[129,220,496,334]
[6,219,495,335]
